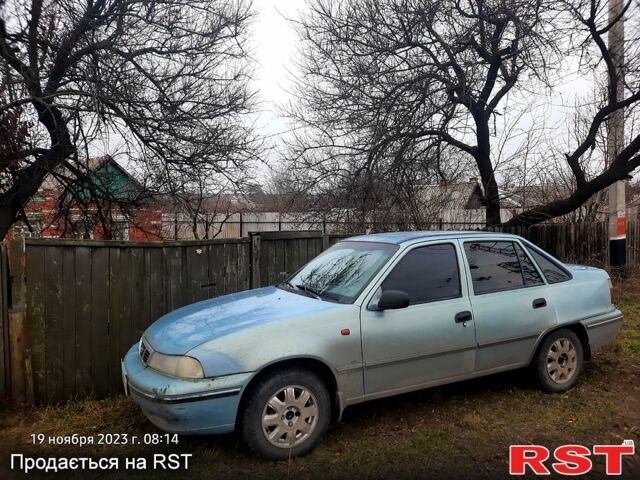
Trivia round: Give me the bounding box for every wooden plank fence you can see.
[255,231,326,286]
[0,244,7,402]
[0,223,638,405]
[490,222,610,267]
[16,238,252,404]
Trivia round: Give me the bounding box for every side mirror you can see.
[376,290,410,311]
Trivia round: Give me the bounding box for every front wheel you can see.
[240,369,331,460]
[533,328,584,393]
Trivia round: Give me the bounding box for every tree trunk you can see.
[0,95,75,240]
[483,177,501,227]
[473,110,501,226]
[0,144,71,240]
[0,204,20,240]
[504,159,637,226]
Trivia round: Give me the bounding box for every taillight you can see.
[609,279,615,304]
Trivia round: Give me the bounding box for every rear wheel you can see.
[533,328,583,393]
[240,369,330,460]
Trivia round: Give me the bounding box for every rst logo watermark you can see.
[509,440,635,476]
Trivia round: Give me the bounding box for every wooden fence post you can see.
[250,233,261,289]
[7,238,29,405]
[322,233,330,251]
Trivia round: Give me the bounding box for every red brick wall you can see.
[128,206,163,241]
[9,193,164,242]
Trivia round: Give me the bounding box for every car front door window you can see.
[381,243,461,305]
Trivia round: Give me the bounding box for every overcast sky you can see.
[247,1,595,177]
[99,0,607,183]
[250,0,303,143]
[98,1,304,172]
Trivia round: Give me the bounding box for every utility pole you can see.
[607,0,626,269]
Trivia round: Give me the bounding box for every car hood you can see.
[143,286,345,355]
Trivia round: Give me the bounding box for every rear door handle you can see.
[455,311,473,323]
[532,298,547,309]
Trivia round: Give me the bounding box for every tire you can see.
[240,368,331,460]
[533,328,584,393]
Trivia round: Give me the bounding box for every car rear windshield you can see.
[284,241,398,303]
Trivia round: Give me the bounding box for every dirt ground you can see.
[0,276,639,479]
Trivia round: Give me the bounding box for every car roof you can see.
[344,230,521,245]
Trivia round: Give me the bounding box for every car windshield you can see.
[282,241,398,303]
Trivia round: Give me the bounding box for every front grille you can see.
[139,338,151,365]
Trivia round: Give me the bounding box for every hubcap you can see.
[546,338,578,384]
[261,385,318,448]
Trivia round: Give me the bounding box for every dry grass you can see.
[1,278,640,479]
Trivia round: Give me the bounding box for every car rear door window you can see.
[515,244,544,286]
[464,241,525,294]
[525,246,571,284]
[382,244,461,305]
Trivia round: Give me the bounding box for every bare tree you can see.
[0,68,34,227]
[161,171,247,240]
[498,87,610,222]
[270,147,476,233]
[290,0,640,226]
[48,156,158,239]
[0,0,259,239]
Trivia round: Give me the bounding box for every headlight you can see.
[147,352,204,379]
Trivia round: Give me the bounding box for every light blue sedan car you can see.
[122,232,623,459]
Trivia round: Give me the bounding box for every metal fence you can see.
[161,212,489,240]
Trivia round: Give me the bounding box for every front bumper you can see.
[121,344,253,435]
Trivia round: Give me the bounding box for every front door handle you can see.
[532,298,547,309]
[455,311,473,323]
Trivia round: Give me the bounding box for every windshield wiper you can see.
[278,280,326,301]
[280,280,297,290]
[294,283,324,300]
